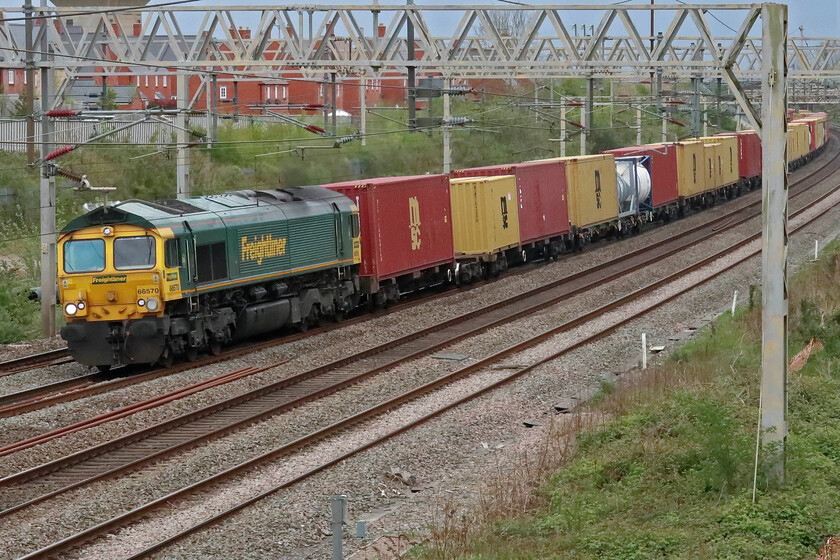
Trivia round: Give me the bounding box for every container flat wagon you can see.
[449,175,521,281]
[326,174,456,306]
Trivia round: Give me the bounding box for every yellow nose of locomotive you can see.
[61,272,162,320]
[59,225,166,321]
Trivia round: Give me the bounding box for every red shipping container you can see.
[325,174,455,284]
[717,131,761,180]
[603,144,679,208]
[451,159,570,244]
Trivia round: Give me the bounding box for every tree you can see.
[12,89,31,118]
[100,87,118,110]
[478,10,530,39]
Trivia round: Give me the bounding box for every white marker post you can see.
[732,290,739,316]
[641,333,647,370]
[814,240,819,261]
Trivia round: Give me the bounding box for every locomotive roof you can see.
[60,184,349,235]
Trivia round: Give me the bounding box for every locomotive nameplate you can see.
[92,275,127,284]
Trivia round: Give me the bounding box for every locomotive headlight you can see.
[64,303,78,316]
[102,226,113,236]
[77,301,85,310]
[137,298,146,307]
[146,298,159,312]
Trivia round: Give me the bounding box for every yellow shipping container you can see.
[449,175,521,257]
[562,154,619,230]
[674,141,706,198]
[788,122,809,163]
[699,135,738,188]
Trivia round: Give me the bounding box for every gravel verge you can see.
[2,157,838,559]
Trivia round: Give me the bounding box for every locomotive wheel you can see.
[96,364,111,373]
[209,338,222,356]
[157,346,174,368]
[185,345,199,362]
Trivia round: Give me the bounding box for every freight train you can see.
[57,112,830,368]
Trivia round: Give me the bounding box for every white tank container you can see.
[615,157,652,215]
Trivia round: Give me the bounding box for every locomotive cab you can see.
[59,221,182,367]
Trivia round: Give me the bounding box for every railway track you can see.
[0,348,71,378]
[2,141,838,423]
[1,142,837,467]
[1,139,838,421]
[15,145,840,560]
[5,144,840,559]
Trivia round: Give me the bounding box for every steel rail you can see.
[25,159,840,560]
[0,348,71,377]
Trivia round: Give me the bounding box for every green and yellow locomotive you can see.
[58,187,361,368]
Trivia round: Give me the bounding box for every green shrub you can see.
[0,263,39,343]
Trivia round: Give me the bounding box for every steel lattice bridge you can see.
[1,3,838,80]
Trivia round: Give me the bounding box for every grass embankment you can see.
[418,241,840,560]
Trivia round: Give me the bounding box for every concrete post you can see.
[204,75,212,148]
[39,17,56,338]
[360,76,367,146]
[24,0,35,166]
[211,73,218,144]
[690,76,701,138]
[407,0,416,131]
[636,107,642,146]
[323,79,329,133]
[656,33,666,143]
[232,79,239,120]
[331,495,347,560]
[579,101,586,156]
[583,77,594,155]
[176,73,190,199]
[443,77,451,173]
[331,73,337,135]
[560,105,566,157]
[759,2,788,484]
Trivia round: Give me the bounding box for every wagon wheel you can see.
[332,301,346,323]
[96,364,111,373]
